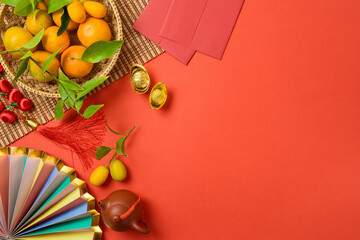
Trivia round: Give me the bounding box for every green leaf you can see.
[13,58,29,82]
[20,50,33,60]
[64,98,74,108]
[54,99,64,120]
[59,83,74,100]
[58,67,69,81]
[14,0,32,16]
[95,146,112,160]
[42,48,61,74]
[57,7,70,36]
[58,69,83,91]
[81,40,124,63]
[83,104,103,118]
[106,122,126,135]
[115,125,136,157]
[22,28,44,49]
[0,0,20,7]
[61,80,83,91]
[116,137,127,157]
[76,77,108,100]
[59,79,83,91]
[58,83,75,108]
[75,98,84,113]
[47,0,71,14]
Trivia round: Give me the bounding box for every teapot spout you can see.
[98,199,108,210]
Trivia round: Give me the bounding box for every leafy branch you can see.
[95,124,136,167]
[0,29,123,120]
[0,0,72,17]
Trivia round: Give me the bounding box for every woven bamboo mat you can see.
[0,0,163,147]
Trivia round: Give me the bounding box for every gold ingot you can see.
[149,82,167,110]
[130,64,150,94]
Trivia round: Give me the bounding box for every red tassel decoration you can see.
[35,112,107,170]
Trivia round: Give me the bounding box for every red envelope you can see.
[160,0,245,59]
[132,0,195,64]
[159,0,208,47]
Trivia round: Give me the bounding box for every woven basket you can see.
[0,0,123,98]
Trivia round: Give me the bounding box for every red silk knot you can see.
[0,79,12,93]
[0,110,16,123]
[0,101,4,112]
[8,89,22,103]
[18,98,32,111]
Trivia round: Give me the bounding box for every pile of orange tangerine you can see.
[3,0,112,82]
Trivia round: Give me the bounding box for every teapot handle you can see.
[131,220,150,234]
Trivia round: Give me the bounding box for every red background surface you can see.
[11,0,360,239]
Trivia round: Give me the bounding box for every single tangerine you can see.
[52,9,79,31]
[67,0,86,24]
[42,26,70,54]
[28,51,60,82]
[3,27,37,59]
[61,45,94,78]
[26,9,53,35]
[83,1,107,19]
[77,17,112,47]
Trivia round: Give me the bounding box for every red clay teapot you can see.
[98,190,150,234]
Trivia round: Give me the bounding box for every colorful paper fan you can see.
[0,147,102,240]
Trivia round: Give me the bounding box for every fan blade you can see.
[18,215,95,237]
[8,155,26,231]
[16,231,98,240]
[0,155,9,234]
[10,158,42,231]
[18,202,90,235]
[13,163,55,232]
[14,167,68,232]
